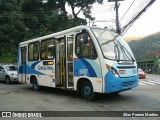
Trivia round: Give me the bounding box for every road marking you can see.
[151,79,160,82]
[138,82,146,85]
[146,80,160,84]
[139,81,156,85]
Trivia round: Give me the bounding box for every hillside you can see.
[125,37,142,42]
[125,31,160,42]
[128,32,160,58]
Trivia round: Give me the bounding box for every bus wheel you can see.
[32,78,39,91]
[81,81,94,100]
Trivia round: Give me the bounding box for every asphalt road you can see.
[0,74,160,120]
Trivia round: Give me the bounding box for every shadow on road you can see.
[23,85,125,102]
[0,81,128,102]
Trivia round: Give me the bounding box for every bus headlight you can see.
[106,64,119,77]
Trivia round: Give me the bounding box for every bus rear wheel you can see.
[81,81,94,100]
[32,78,40,91]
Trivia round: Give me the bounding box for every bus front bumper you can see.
[104,71,139,93]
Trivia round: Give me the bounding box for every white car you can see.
[0,65,18,84]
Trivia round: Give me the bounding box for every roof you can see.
[145,51,160,58]
[19,25,109,46]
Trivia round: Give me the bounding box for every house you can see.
[137,51,160,74]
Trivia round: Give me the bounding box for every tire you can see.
[81,81,95,100]
[32,78,40,91]
[5,76,11,84]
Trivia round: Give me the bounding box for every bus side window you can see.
[41,39,55,60]
[28,42,39,61]
[76,32,97,59]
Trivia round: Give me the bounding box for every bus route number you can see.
[79,69,88,76]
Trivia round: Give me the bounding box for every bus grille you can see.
[117,66,136,69]
[122,81,134,87]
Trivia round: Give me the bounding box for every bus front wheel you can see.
[81,81,94,100]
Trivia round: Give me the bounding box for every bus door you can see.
[55,36,74,88]
[55,38,65,87]
[65,35,74,88]
[20,47,27,82]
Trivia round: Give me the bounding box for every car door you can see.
[0,66,2,80]
[1,66,6,81]
[0,66,5,81]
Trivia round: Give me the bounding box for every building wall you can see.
[137,56,160,74]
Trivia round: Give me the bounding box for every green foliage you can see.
[0,0,103,63]
[128,33,160,59]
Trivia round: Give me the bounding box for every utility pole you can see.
[108,0,124,34]
[115,0,121,34]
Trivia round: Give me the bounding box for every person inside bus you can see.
[41,50,46,59]
[47,51,53,59]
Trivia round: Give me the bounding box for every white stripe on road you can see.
[138,82,147,85]
[146,80,160,84]
[151,79,160,82]
[139,81,156,85]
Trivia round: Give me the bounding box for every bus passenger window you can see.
[28,42,39,61]
[76,32,97,59]
[41,39,55,60]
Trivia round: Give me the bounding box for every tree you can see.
[0,0,26,62]
[66,0,103,25]
[0,0,104,62]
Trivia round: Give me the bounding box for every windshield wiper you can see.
[116,40,135,62]
[122,45,135,62]
[114,44,120,62]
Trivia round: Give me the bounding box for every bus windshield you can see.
[91,28,135,61]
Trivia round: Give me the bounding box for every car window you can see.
[0,66,4,71]
[138,69,143,72]
[4,66,17,71]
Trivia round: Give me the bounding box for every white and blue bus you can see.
[18,26,138,100]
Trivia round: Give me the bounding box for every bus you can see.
[18,25,139,100]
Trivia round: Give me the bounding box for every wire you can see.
[120,0,136,22]
[122,0,156,35]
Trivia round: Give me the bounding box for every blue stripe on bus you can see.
[74,58,97,77]
[31,61,41,69]
[81,59,97,77]
[18,64,44,75]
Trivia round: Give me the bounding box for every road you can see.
[0,74,160,119]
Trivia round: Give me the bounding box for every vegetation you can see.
[128,32,160,59]
[0,0,103,63]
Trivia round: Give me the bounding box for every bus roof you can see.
[19,25,108,46]
[20,25,95,46]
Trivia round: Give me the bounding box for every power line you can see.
[121,0,149,27]
[122,0,156,35]
[120,0,136,22]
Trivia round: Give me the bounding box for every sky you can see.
[66,0,160,38]
[120,0,160,38]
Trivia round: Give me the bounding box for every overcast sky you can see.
[66,0,160,38]
[121,0,160,38]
